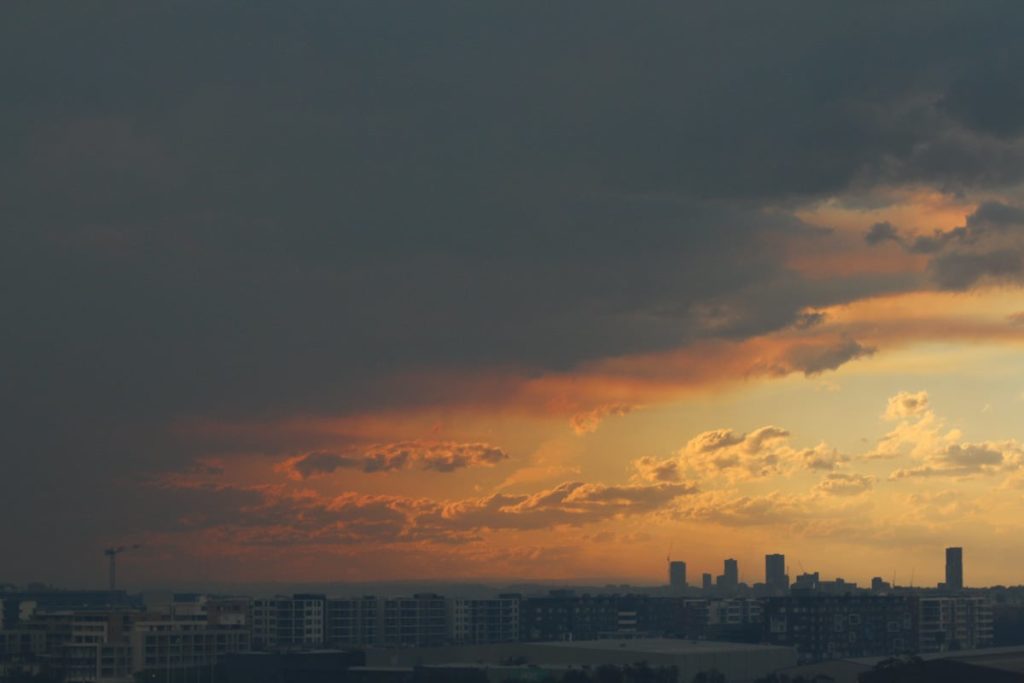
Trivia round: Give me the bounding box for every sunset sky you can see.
[6,2,1024,589]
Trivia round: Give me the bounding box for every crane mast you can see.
[103,544,140,591]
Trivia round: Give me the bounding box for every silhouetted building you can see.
[130,620,250,674]
[669,561,687,591]
[206,597,250,627]
[947,546,965,591]
[702,573,713,591]
[716,558,739,593]
[519,593,684,641]
[791,572,821,594]
[326,596,380,647]
[871,577,892,593]
[819,577,859,595]
[724,559,738,585]
[918,595,993,653]
[0,629,46,660]
[765,595,917,662]
[17,607,140,681]
[448,596,519,644]
[680,599,765,641]
[766,554,788,594]
[382,594,447,647]
[252,594,325,650]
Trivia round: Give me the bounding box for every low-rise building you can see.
[252,594,325,650]
[326,596,381,647]
[918,595,994,653]
[381,594,447,647]
[765,595,917,662]
[130,620,250,674]
[448,595,520,644]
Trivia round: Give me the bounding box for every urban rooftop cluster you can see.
[3,545,1022,682]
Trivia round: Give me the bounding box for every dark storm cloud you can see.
[780,338,876,376]
[865,222,901,246]
[5,1,1024,580]
[930,250,1024,290]
[940,63,1024,139]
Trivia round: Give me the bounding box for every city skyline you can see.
[6,545,981,595]
[7,3,1024,589]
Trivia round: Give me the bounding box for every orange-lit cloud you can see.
[277,440,508,479]
[151,474,700,548]
[570,403,635,435]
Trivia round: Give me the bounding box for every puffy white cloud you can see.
[679,426,844,481]
[871,391,1024,479]
[890,440,1023,479]
[868,391,959,460]
[631,424,848,485]
[884,390,931,420]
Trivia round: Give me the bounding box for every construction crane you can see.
[103,544,140,591]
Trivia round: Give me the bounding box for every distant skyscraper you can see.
[702,573,713,591]
[765,553,787,592]
[946,547,964,590]
[669,561,687,590]
[723,558,738,587]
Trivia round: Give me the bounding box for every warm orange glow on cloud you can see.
[796,188,977,235]
[152,277,1024,585]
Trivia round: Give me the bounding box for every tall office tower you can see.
[702,573,713,591]
[946,547,964,590]
[723,558,739,587]
[669,561,687,590]
[765,554,787,592]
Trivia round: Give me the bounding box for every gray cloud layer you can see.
[4,2,1024,580]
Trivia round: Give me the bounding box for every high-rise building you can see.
[945,547,964,591]
[723,559,738,586]
[669,561,687,590]
[702,573,713,591]
[765,554,787,593]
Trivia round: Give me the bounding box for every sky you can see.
[5,2,1024,590]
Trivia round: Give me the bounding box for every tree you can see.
[594,664,625,683]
